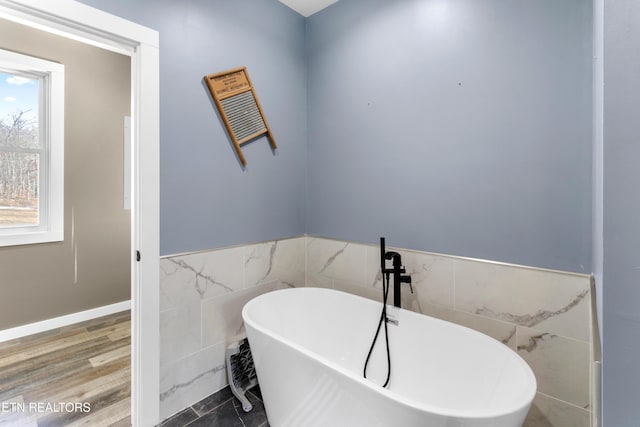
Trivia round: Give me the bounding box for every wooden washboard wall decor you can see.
[205,66,277,166]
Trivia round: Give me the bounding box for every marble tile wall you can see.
[158,237,305,420]
[159,235,595,426]
[305,236,593,427]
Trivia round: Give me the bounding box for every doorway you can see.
[0,14,131,425]
[0,1,160,425]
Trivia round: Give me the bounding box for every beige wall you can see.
[0,18,131,329]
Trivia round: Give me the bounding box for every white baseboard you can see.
[0,300,131,343]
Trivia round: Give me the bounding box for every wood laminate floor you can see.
[0,311,131,427]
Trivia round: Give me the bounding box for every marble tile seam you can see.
[535,391,592,412]
[190,393,234,419]
[514,324,591,346]
[166,258,235,294]
[425,304,521,328]
[448,295,590,344]
[159,360,227,402]
[159,341,225,370]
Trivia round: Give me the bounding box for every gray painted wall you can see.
[602,0,640,424]
[306,0,593,273]
[0,18,131,329]
[77,0,308,256]
[78,0,592,271]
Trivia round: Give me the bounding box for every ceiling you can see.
[278,0,338,17]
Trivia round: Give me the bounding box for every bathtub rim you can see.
[242,286,537,421]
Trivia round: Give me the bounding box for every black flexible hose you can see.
[363,270,392,388]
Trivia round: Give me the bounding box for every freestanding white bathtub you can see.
[243,287,536,427]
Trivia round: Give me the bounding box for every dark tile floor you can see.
[159,386,269,427]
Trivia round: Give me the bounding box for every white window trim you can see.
[0,49,64,247]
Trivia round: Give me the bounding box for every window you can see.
[0,49,64,247]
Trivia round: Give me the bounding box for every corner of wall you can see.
[157,236,306,421]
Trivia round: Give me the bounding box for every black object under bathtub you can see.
[226,334,259,412]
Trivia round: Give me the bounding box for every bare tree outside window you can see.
[0,72,39,227]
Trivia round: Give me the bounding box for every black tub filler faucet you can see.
[380,238,413,308]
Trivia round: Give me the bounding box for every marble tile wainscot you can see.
[158,235,594,427]
[305,236,593,427]
[158,237,305,421]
